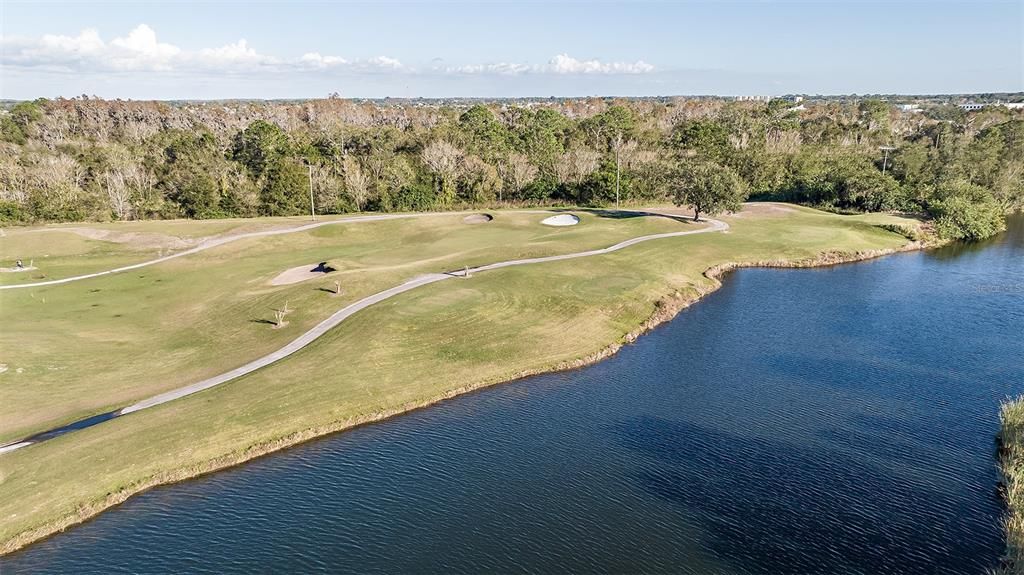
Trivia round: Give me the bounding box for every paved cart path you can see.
[0,212,726,454]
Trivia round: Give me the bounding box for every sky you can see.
[0,0,1021,100]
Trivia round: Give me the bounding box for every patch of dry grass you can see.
[999,397,1024,574]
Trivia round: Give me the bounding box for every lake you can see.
[4,216,1022,574]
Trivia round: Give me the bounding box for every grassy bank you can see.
[999,397,1024,574]
[0,203,920,554]
[0,210,688,443]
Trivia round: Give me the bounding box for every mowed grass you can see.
[0,204,912,553]
[0,210,693,442]
[0,214,341,286]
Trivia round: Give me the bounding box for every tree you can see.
[497,152,538,202]
[458,105,508,161]
[459,155,500,204]
[421,140,464,206]
[260,160,307,216]
[273,301,293,328]
[928,181,1006,241]
[343,157,370,210]
[556,147,600,186]
[672,160,748,221]
[231,120,289,180]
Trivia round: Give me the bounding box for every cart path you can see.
[0,213,726,454]
[1,210,554,290]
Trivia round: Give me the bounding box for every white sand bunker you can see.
[270,262,336,286]
[463,213,493,224]
[0,265,37,273]
[541,214,580,227]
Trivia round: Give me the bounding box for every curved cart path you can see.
[0,213,726,454]
[1,211,481,290]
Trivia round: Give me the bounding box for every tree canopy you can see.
[0,96,1019,240]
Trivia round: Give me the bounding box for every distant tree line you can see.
[1,96,1020,240]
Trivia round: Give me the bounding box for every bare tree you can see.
[459,155,500,204]
[421,140,464,204]
[343,157,370,210]
[108,161,152,217]
[497,152,538,202]
[556,146,600,186]
[105,171,134,220]
[273,301,293,328]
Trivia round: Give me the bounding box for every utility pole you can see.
[614,132,622,208]
[307,162,316,221]
[879,146,895,175]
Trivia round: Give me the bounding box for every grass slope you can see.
[0,211,687,442]
[0,204,917,553]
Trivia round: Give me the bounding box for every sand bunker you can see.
[463,213,493,224]
[541,214,580,227]
[0,266,37,273]
[270,262,336,286]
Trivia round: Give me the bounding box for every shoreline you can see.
[0,238,929,556]
[998,397,1024,574]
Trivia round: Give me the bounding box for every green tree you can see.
[260,160,308,216]
[152,130,226,218]
[458,105,509,161]
[231,120,290,180]
[673,120,731,163]
[928,181,1006,240]
[672,160,748,221]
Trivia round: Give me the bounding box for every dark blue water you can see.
[4,217,1023,574]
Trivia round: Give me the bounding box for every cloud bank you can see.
[1,24,654,77]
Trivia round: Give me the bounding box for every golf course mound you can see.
[463,213,493,224]
[270,261,337,286]
[541,214,580,227]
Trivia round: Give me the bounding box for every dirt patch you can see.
[463,213,493,224]
[270,262,336,286]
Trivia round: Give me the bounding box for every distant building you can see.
[959,102,986,111]
[958,102,1024,111]
[734,95,771,102]
[897,104,921,112]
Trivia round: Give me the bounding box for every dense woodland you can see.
[1,96,1021,240]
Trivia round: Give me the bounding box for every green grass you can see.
[0,210,692,442]
[0,204,913,553]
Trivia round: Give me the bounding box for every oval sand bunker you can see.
[541,214,580,227]
[463,213,493,224]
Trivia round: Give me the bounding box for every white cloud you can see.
[300,52,350,68]
[547,54,653,75]
[1,25,646,81]
[448,62,532,75]
[299,52,404,72]
[447,54,654,76]
[107,24,180,70]
[197,39,273,69]
[365,56,402,70]
[1,25,401,75]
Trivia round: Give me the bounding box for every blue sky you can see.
[1,1,1021,99]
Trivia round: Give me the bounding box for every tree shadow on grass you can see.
[249,318,277,326]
